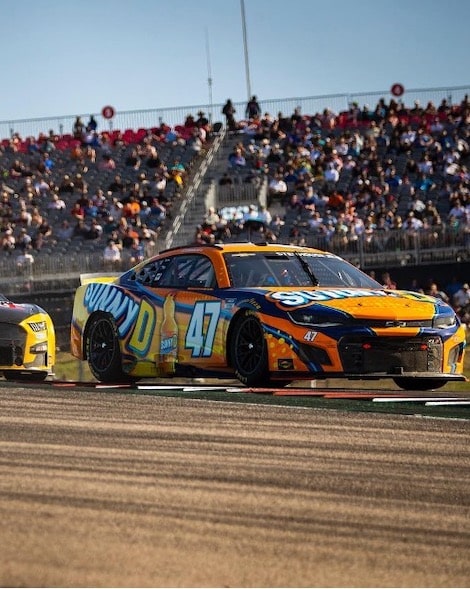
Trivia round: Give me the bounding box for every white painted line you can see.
[373,397,466,403]
[137,385,189,390]
[136,385,231,392]
[182,387,231,392]
[425,400,470,406]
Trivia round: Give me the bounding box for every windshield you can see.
[224,252,382,289]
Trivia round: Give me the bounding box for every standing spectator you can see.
[73,116,85,140]
[86,115,98,132]
[245,95,261,120]
[222,99,237,132]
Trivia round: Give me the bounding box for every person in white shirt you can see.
[103,239,122,270]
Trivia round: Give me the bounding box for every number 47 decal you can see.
[185,301,221,357]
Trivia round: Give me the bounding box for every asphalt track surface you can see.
[0,381,469,588]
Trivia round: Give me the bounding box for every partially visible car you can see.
[70,243,466,390]
[0,293,55,381]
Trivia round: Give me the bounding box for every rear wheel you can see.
[86,314,131,383]
[393,377,447,391]
[230,312,269,387]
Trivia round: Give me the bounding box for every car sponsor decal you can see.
[267,289,435,308]
[185,301,221,357]
[84,283,140,337]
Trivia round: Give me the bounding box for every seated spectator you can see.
[140,224,158,255]
[426,282,449,303]
[108,174,126,194]
[126,238,145,265]
[99,154,116,170]
[228,147,246,170]
[125,148,142,170]
[16,227,33,251]
[1,228,15,253]
[103,239,122,270]
[382,272,397,290]
[145,145,162,169]
[47,193,66,212]
[58,174,75,195]
[84,218,103,240]
[34,176,51,198]
[56,219,74,241]
[70,201,85,222]
[453,283,470,312]
[121,224,140,249]
[219,172,234,186]
[16,244,34,273]
[267,173,288,206]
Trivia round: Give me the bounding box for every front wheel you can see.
[393,377,448,391]
[230,312,269,387]
[86,314,130,383]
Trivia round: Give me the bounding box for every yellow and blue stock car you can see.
[0,294,55,381]
[70,243,466,391]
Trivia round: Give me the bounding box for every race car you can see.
[70,242,466,390]
[0,293,55,381]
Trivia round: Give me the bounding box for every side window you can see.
[134,259,168,285]
[187,256,216,288]
[137,254,217,288]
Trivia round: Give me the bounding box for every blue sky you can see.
[3,0,470,121]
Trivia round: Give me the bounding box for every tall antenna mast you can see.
[240,0,252,101]
[205,27,213,122]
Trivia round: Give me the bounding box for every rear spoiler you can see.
[80,273,121,286]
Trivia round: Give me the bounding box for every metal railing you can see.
[2,85,469,141]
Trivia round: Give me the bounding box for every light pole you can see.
[205,27,213,122]
[240,0,252,101]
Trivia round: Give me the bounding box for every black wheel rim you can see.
[90,318,117,372]
[235,316,265,375]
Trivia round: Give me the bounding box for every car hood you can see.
[0,301,43,323]
[264,288,447,320]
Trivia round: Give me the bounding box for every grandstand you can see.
[1,87,469,347]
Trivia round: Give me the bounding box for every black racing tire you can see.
[230,312,269,387]
[393,377,448,391]
[3,371,48,382]
[86,313,131,383]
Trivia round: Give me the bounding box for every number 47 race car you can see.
[70,243,467,391]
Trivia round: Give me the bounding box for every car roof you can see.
[159,242,327,256]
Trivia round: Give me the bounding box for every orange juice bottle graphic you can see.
[160,294,178,374]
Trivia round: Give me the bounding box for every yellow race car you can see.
[70,243,466,391]
[0,294,55,381]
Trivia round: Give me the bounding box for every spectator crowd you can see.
[0,113,213,273]
[199,94,470,326]
[0,94,469,326]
